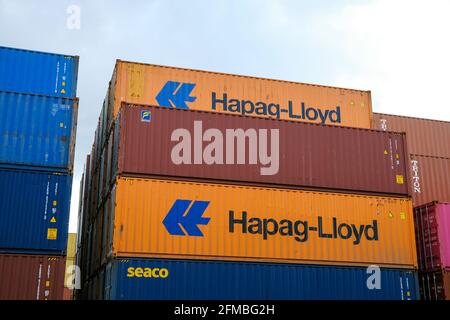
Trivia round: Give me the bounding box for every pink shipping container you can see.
[414,202,450,271]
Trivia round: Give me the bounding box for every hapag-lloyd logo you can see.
[211,93,341,124]
[161,199,380,245]
[156,81,342,124]
[171,121,280,175]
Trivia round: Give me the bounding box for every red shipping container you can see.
[419,269,450,300]
[109,104,410,196]
[414,202,450,271]
[373,113,450,158]
[0,254,66,300]
[410,155,450,206]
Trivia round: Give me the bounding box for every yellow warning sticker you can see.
[47,228,58,240]
[60,89,66,94]
[45,281,50,287]
[50,217,56,223]
[395,154,400,159]
[400,212,406,220]
[396,175,404,184]
[384,150,388,155]
[62,81,66,86]
[52,200,57,206]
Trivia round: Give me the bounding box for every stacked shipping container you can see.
[76,61,419,300]
[372,113,450,206]
[0,46,79,299]
[372,113,450,300]
[414,202,450,300]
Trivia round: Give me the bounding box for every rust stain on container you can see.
[107,177,417,269]
[373,113,450,158]
[107,60,373,129]
[0,254,66,300]
[108,104,409,196]
[410,154,450,206]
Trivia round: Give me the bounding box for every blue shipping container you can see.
[103,258,419,300]
[0,46,78,98]
[0,91,78,172]
[0,169,72,254]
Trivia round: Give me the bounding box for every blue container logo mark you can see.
[141,110,151,122]
[156,81,197,109]
[163,199,210,236]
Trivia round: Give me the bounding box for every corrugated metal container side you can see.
[103,258,418,300]
[99,93,110,152]
[89,156,100,224]
[111,113,120,184]
[103,128,113,200]
[86,267,105,300]
[98,147,105,204]
[92,123,100,169]
[101,184,115,265]
[414,202,450,271]
[76,173,85,249]
[0,254,66,300]
[0,91,78,172]
[410,154,450,206]
[0,169,72,254]
[107,60,373,130]
[91,208,104,272]
[0,46,78,98]
[419,269,450,300]
[101,192,113,265]
[90,142,97,180]
[77,156,91,250]
[84,224,94,281]
[108,176,417,268]
[109,104,410,196]
[78,235,91,286]
[373,113,450,158]
[63,287,73,300]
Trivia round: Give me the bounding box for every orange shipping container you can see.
[106,177,417,269]
[107,61,373,129]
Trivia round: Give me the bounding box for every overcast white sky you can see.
[1,0,449,232]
